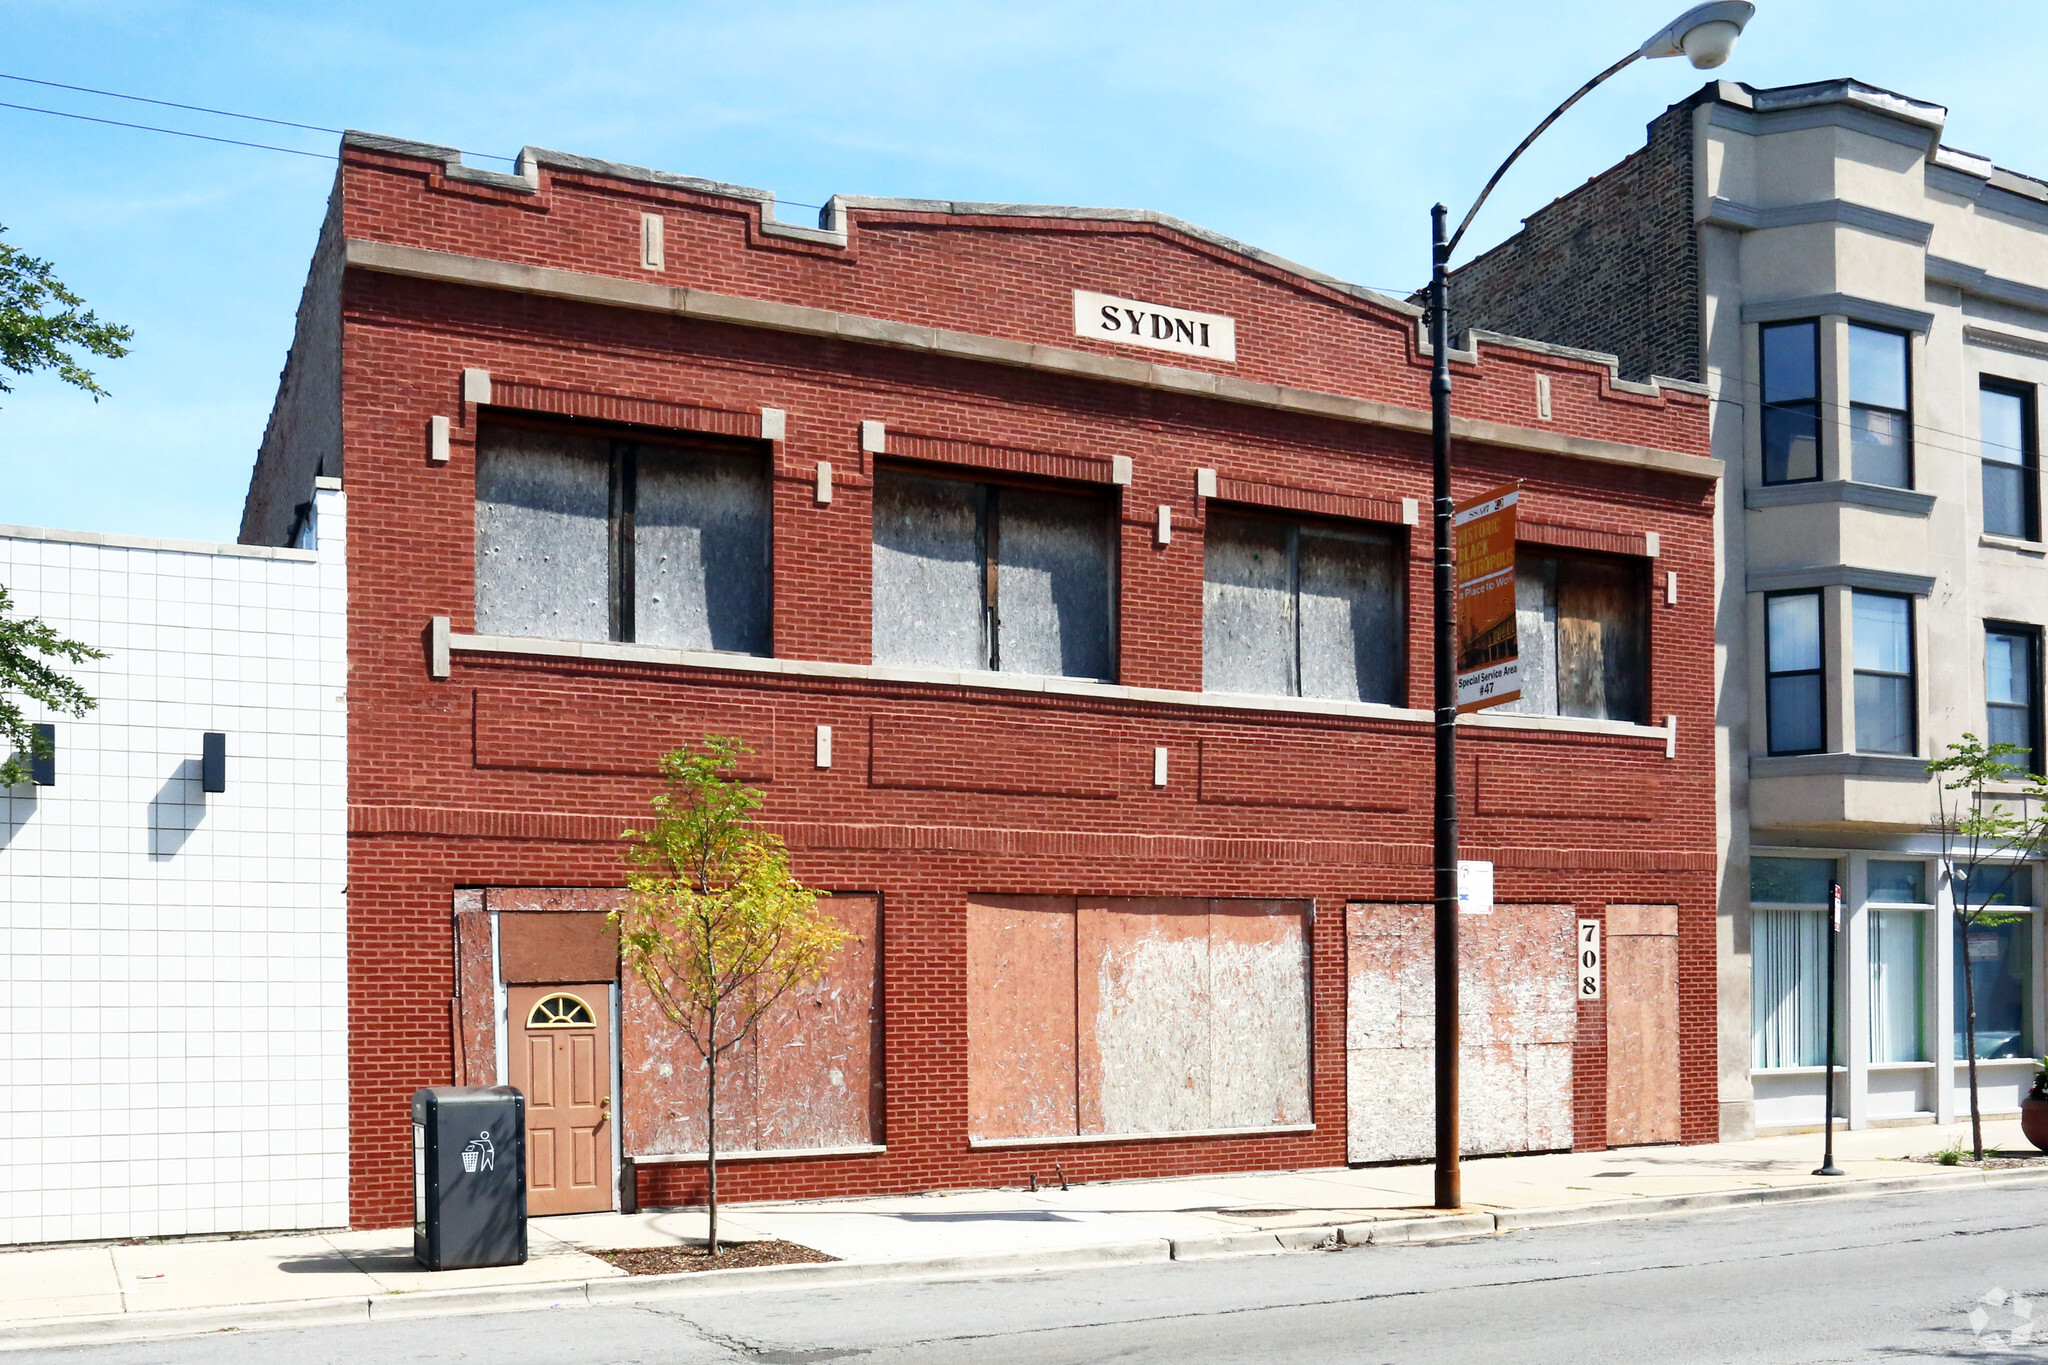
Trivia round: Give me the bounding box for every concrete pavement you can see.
[1,1118,2040,1351]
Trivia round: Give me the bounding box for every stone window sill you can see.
[1980,532,2048,557]
[968,1124,1315,1150]
[631,1143,885,1165]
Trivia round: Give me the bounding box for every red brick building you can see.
[243,133,1719,1230]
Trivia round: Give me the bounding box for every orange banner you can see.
[1453,482,1521,714]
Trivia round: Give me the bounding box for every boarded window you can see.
[966,896,1311,1142]
[1504,549,1647,723]
[871,468,1115,679]
[620,894,882,1156]
[475,423,770,652]
[1203,510,1404,703]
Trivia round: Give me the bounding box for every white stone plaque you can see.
[1073,290,1237,363]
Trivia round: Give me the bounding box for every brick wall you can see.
[1445,100,1702,384]
[282,139,1717,1227]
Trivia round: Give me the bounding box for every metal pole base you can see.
[1812,1163,1844,1177]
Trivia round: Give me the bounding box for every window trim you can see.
[872,457,1123,683]
[1847,321,1915,490]
[1851,589,1917,757]
[1985,620,2044,777]
[1980,378,2040,542]
[1759,319,1823,487]
[1764,588,1826,757]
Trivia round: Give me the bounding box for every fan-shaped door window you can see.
[527,992,596,1028]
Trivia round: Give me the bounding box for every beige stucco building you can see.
[1450,79,2048,1139]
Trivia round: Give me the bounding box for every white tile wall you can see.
[0,489,347,1245]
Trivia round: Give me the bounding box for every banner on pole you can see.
[1453,482,1522,714]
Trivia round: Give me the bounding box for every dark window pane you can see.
[1768,674,1824,754]
[1955,916,2031,1059]
[1762,322,1819,402]
[1964,865,2033,911]
[1855,673,1914,754]
[996,487,1114,680]
[1752,856,1834,904]
[1297,527,1404,704]
[1985,463,2030,539]
[1203,514,1295,696]
[1850,405,1910,488]
[871,472,986,670]
[634,446,771,654]
[1763,404,1821,484]
[1868,860,1926,903]
[1767,593,1822,671]
[1989,703,2033,756]
[1849,325,1909,410]
[475,427,612,641]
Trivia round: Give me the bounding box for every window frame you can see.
[1980,378,2040,542]
[1764,588,1826,757]
[1759,319,1823,487]
[1851,589,1917,757]
[870,459,1122,682]
[474,413,775,651]
[1200,502,1410,706]
[1847,322,1915,490]
[1985,620,2045,777]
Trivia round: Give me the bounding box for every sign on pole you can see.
[1453,482,1522,713]
[1457,860,1494,915]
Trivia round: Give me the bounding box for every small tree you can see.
[1929,734,2048,1160]
[611,735,850,1252]
[1,224,133,404]
[1,585,107,788]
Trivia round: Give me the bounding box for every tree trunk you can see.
[706,1043,721,1255]
[1962,911,1985,1161]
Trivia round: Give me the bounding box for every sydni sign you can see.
[1073,290,1237,363]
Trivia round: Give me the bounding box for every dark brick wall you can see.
[1446,101,1702,384]
[300,140,1717,1227]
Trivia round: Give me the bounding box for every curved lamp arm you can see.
[1441,1,1755,263]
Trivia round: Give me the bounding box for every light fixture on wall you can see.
[202,732,227,793]
[30,723,55,787]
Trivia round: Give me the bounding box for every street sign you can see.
[1458,860,1494,915]
[1453,482,1522,713]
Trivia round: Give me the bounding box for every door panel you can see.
[1606,907,1680,1147]
[509,983,614,1216]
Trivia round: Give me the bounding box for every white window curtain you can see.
[1753,908,1829,1068]
[1867,910,1925,1064]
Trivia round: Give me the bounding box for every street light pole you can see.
[1424,1,1755,1212]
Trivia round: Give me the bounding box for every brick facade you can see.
[250,135,1718,1228]
[1445,101,1702,384]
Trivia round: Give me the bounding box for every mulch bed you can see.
[1913,1149,2048,1170]
[593,1241,839,1275]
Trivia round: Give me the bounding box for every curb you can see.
[7,1167,2048,1351]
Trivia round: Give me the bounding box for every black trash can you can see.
[412,1086,528,1270]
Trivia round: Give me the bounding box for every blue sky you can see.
[3,0,2045,542]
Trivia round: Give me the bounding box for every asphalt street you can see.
[19,1183,2048,1364]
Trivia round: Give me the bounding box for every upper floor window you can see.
[1202,510,1404,703]
[474,423,770,652]
[1848,324,1912,489]
[1502,549,1647,724]
[1765,590,1824,756]
[1987,623,2042,776]
[1852,591,1915,755]
[1982,380,2039,541]
[871,466,1116,680]
[1760,320,1820,485]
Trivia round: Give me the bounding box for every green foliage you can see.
[0,224,133,403]
[1933,1138,1966,1166]
[611,735,850,1250]
[0,585,106,787]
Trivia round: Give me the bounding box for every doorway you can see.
[1605,905,1680,1146]
[508,983,614,1215]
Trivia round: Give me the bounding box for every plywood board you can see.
[1606,905,1680,1147]
[966,896,1079,1142]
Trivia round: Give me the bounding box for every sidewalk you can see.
[4,1119,2042,1350]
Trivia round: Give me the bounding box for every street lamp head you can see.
[1639,1,1755,70]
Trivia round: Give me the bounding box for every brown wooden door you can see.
[509,984,614,1215]
[1605,905,1680,1147]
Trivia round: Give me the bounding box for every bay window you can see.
[1852,592,1915,755]
[1765,591,1824,756]
[1848,324,1912,489]
[1761,321,1821,485]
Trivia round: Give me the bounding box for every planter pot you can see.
[2021,1097,2048,1153]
